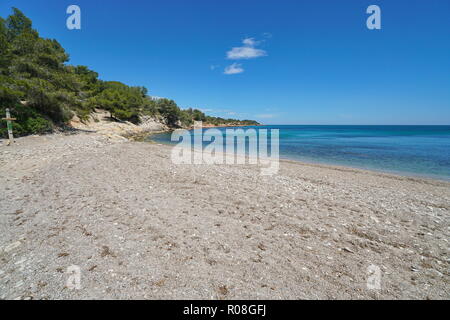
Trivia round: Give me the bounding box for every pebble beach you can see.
[0,132,449,299]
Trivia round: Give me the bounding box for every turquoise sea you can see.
[149,125,450,181]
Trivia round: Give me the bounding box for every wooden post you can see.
[2,108,16,146]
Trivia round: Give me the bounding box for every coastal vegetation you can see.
[0,8,259,138]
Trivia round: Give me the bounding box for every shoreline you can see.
[1,131,449,299]
[146,135,450,185]
[279,156,450,184]
[3,132,449,185]
[69,114,449,183]
[4,129,449,185]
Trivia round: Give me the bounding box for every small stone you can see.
[410,266,420,272]
[4,241,21,253]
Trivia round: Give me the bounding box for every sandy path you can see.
[0,133,449,299]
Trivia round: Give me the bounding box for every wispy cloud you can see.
[224,63,244,75]
[226,37,267,60]
[242,37,259,46]
[227,47,266,59]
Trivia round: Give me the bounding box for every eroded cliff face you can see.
[69,109,169,140]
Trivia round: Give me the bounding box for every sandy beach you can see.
[0,132,449,300]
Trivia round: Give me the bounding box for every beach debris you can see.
[342,247,354,253]
[257,243,267,251]
[100,245,115,257]
[218,285,229,296]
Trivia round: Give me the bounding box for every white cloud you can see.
[224,63,244,75]
[242,37,258,46]
[227,47,266,59]
[221,36,269,76]
[226,37,267,60]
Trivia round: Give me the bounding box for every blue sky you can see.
[1,0,449,124]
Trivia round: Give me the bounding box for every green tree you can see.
[6,8,37,41]
[87,82,146,123]
[156,99,181,127]
[192,109,206,121]
[0,17,11,72]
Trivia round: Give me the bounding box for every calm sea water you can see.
[149,125,450,181]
